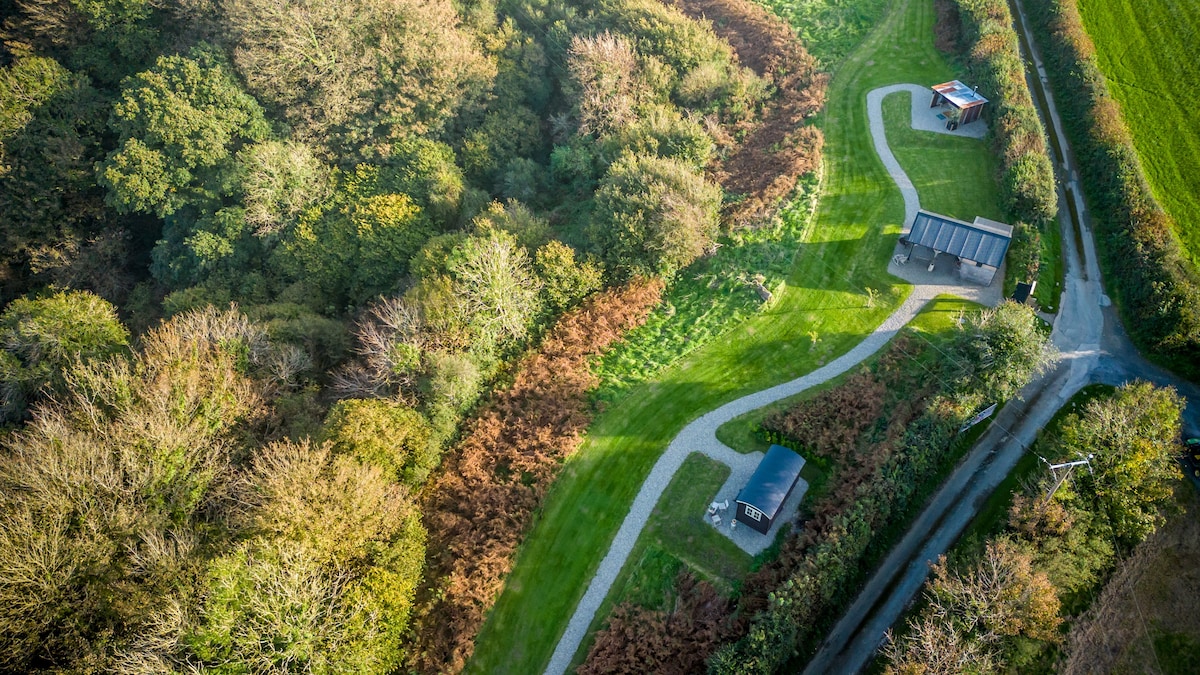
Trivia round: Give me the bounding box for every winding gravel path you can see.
[542,86,978,675]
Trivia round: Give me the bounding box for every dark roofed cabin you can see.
[930,80,988,126]
[900,209,1013,285]
[734,444,804,535]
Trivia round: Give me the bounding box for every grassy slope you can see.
[758,0,891,66]
[572,297,983,670]
[466,1,972,672]
[1076,0,1200,268]
[573,455,750,653]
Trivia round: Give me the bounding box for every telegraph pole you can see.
[1038,453,1094,503]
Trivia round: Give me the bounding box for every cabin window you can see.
[744,505,764,521]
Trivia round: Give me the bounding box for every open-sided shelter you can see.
[735,444,804,535]
[930,80,988,126]
[900,209,1013,285]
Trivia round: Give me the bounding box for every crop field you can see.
[1077,0,1200,267]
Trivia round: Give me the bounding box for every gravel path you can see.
[542,83,981,675]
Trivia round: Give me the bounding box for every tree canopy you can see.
[592,152,722,279]
[99,45,268,217]
[0,289,129,422]
[1065,381,1184,547]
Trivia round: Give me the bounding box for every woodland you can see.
[0,0,798,670]
[1,0,1196,673]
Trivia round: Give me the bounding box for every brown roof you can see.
[932,80,988,109]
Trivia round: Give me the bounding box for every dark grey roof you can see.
[906,210,1014,267]
[736,445,804,519]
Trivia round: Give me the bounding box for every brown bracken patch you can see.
[672,0,829,227]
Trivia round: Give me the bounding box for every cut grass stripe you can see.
[1077,0,1200,268]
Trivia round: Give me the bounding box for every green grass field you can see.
[1076,0,1200,268]
[465,1,1005,671]
[881,93,1004,223]
[757,0,891,65]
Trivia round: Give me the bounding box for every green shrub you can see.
[590,152,721,279]
[322,398,438,488]
[0,290,129,422]
[951,0,1058,228]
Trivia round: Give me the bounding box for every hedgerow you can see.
[706,303,1054,673]
[1025,0,1200,378]
[885,382,1184,671]
[949,0,1057,227]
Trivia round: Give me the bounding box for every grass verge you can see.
[880,92,1004,223]
[566,453,753,670]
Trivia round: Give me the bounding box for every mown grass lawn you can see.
[466,1,987,672]
[1076,0,1200,268]
[881,93,1004,223]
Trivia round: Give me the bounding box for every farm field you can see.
[1076,0,1200,267]
[465,0,1014,671]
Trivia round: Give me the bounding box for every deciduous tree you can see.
[591,152,721,279]
[948,300,1056,401]
[98,45,268,217]
[1064,381,1184,547]
[322,398,437,488]
[0,289,128,421]
[219,0,494,156]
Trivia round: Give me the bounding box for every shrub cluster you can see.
[671,0,829,225]
[578,572,739,675]
[1026,0,1200,377]
[885,382,1184,671]
[949,0,1058,228]
[409,278,663,672]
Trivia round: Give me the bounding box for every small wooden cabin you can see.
[734,444,805,535]
[930,80,988,125]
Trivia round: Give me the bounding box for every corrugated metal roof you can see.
[932,80,988,108]
[736,445,804,519]
[906,210,1013,267]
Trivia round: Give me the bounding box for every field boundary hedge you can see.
[945,0,1057,284]
[1024,0,1200,378]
